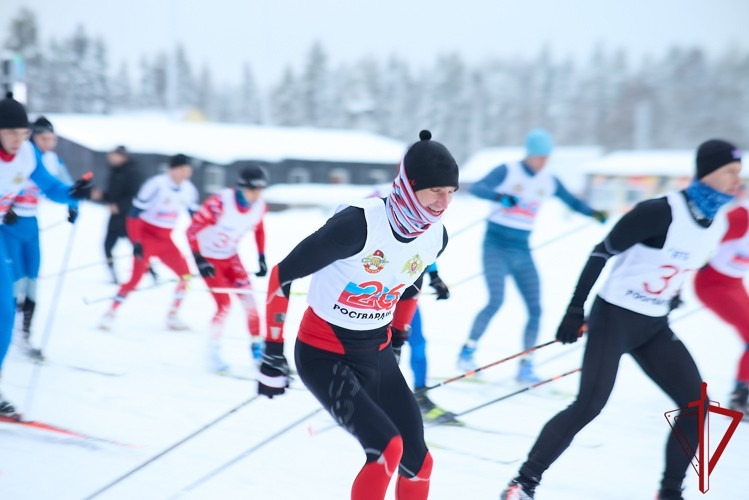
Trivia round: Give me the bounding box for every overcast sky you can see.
[2,0,748,88]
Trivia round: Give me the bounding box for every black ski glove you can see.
[591,210,609,223]
[391,325,410,364]
[256,254,268,277]
[428,271,450,300]
[556,305,586,344]
[3,208,18,225]
[193,252,215,278]
[496,193,519,208]
[257,341,290,398]
[69,175,93,200]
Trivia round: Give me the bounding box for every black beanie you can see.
[32,116,54,136]
[169,153,191,168]
[0,91,29,129]
[696,139,742,179]
[403,130,459,191]
[237,165,268,189]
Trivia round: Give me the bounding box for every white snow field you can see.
[0,191,746,500]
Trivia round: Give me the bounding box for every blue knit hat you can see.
[525,128,554,157]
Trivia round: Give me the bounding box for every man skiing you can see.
[500,139,742,500]
[0,93,90,416]
[186,165,269,372]
[99,153,199,331]
[3,116,78,360]
[694,190,749,419]
[457,128,607,383]
[257,130,458,499]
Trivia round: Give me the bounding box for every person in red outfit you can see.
[186,166,269,372]
[694,193,749,419]
[257,131,459,500]
[99,154,199,331]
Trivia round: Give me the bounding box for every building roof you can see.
[45,113,408,165]
[576,150,696,177]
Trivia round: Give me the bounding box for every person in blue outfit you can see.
[457,129,608,383]
[0,93,90,416]
[3,116,77,360]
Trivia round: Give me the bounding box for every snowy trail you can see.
[0,196,746,499]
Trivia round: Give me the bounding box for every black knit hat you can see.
[403,130,459,191]
[696,139,742,179]
[0,91,29,129]
[32,116,54,136]
[237,165,268,189]
[169,153,191,168]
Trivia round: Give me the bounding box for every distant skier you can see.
[91,145,145,284]
[257,130,459,499]
[3,116,78,360]
[98,154,199,331]
[0,93,91,416]
[186,166,269,372]
[694,193,749,420]
[500,139,742,500]
[457,128,608,383]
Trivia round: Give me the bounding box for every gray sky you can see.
[2,0,748,88]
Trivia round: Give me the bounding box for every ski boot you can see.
[166,314,189,331]
[729,383,749,420]
[250,338,265,367]
[656,488,685,499]
[414,390,462,426]
[107,262,119,285]
[516,359,541,384]
[14,332,44,361]
[98,310,115,331]
[500,475,538,500]
[457,341,478,372]
[0,393,17,417]
[208,342,229,374]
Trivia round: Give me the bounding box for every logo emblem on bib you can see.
[402,254,424,277]
[362,249,388,274]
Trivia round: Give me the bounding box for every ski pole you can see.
[23,214,81,417]
[39,218,68,232]
[81,277,183,305]
[174,407,324,497]
[445,220,599,290]
[38,254,130,280]
[454,368,581,418]
[417,339,559,394]
[83,395,261,500]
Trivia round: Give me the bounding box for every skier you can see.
[500,139,742,500]
[186,165,269,372]
[91,145,145,284]
[3,116,77,360]
[0,93,91,416]
[694,190,749,419]
[457,128,608,383]
[369,183,460,424]
[257,130,459,499]
[98,153,199,331]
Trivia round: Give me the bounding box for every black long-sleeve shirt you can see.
[568,192,713,308]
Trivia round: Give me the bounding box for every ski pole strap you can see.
[419,339,559,393]
[455,368,581,418]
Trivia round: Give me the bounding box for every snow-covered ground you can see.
[1,192,747,500]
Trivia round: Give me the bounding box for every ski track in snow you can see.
[0,195,747,499]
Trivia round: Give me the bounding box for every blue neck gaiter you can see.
[684,179,734,220]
